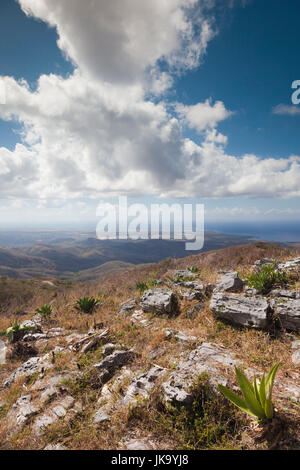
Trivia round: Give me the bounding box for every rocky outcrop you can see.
[141,289,179,316]
[130,310,152,327]
[274,299,300,331]
[254,258,276,268]
[270,290,300,299]
[123,366,167,406]
[3,351,57,387]
[6,395,39,433]
[164,328,197,344]
[21,313,43,332]
[210,293,270,329]
[118,299,137,315]
[161,342,239,405]
[33,395,76,437]
[214,271,244,293]
[79,328,109,355]
[93,349,136,384]
[278,257,300,272]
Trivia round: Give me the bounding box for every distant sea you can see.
[205,222,300,243]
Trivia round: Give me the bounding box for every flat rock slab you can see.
[278,258,300,272]
[210,293,270,329]
[141,289,179,316]
[270,290,300,299]
[274,299,300,331]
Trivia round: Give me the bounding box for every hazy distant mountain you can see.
[0,231,256,280]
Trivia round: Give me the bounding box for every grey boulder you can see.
[274,298,300,331]
[141,289,179,316]
[210,293,270,329]
[214,271,244,293]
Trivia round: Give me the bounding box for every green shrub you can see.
[136,279,158,294]
[247,263,287,294]
[74,297,101,314]
[219,363,280,421]
[36,304,53,319]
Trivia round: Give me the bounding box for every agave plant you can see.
[219,363,280,421]
[36,304,53,319]
[136,279,158,294]
[74,296,100,314]
[188,265,199,274]
[0,320,36,343]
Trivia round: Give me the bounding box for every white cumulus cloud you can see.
[0,0,299,206]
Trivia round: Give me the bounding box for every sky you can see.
[0,0,300,234]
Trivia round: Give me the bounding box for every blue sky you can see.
[0,0,300,235]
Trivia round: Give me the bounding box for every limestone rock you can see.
[7,394,39,433]
[130,310,151,327]
[278,257,300,272]
[123,438,157,450]
[214,271,244,293]
[80,328,109,355]
[164,328,197,344]
[93,405,111,424]
[123,365,167,406]
[33,395,75,437]
[292,349,300,366]
[93,349,136,383]
[141,289,179,316]
[161,343,238,405]
[270,290,300,299]
[0,340,7,365]
[210,293,270,329]
[254,258,276,268]
[275,298,300,331]
[118,299,137,315]
[102,343,116,356]
[3,353,53,387]
[44,444,66,450]
[21,313,43,332]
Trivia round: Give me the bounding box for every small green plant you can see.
[0,320,36,343]
[74,296,100,314]
[136,282,148,293]
[247,263,287,294]
[35,304,53,319]
[218,363,280,421]
[136,279,158,294]
[188,265,199,273]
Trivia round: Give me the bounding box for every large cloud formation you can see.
[0,0,300,202]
